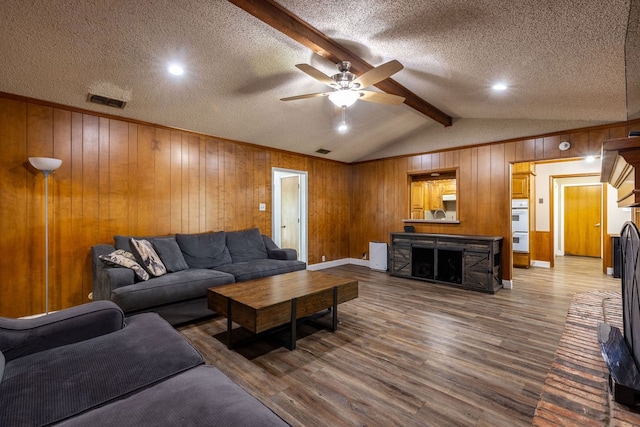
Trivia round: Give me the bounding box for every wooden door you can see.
[564,185,601,257]
[280,176,300,254]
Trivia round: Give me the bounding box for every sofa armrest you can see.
[267,248,298,260]
[91,244,136,300]
[262,235,298,260]
[0,300,125,361]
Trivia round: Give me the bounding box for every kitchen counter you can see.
[402,219,461,224]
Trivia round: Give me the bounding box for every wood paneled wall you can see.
[0,96,350,317]
[2,92,638,317]
[348,123,635,287]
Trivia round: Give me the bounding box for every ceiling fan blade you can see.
[280,92,330,101]
[358,90,405,105]
[353,60,404,89]
[295,64,336,87]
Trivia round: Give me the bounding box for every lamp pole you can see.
[29,157,62,315]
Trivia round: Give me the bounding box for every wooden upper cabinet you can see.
[428,181,444,210]
[512,162,535,199]
[411,181,425,209]
[512,173,530,199]
[442,179,456,195]
[411,181,425,218]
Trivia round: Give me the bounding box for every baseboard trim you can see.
[532,261,551,268]
[308,258,371,271]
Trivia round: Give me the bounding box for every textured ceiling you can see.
[0,0,631,162]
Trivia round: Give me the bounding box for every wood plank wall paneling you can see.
[533,231,552,262]
[347,121,637,288]
[0,97,350,317]
[2,93,638,317]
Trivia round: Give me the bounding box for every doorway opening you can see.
[551,174,604,276]
[272,168,308,263]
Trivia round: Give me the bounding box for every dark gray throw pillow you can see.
[152,237,189,272]
[225,228,268,263]
[176,231,232,269]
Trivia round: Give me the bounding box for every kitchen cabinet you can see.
[512,162,535,199]
[390,233,503,293]
[442,179,456,195]
[411,181,425,218]
[512,173,530,199]
[427,181,444,210]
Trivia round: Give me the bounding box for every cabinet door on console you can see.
[391,244,411,277]
[463,251,491,291]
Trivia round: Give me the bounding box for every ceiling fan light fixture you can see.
[328,90,360,108]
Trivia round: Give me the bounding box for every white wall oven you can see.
[512,199,529,253]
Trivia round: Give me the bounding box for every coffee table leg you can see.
[227,298,233,349]
[290,297,297,350]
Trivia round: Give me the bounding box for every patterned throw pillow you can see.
[129,238,167,277]
[99,249,150,281]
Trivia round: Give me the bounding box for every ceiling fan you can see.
[281,60,406,108]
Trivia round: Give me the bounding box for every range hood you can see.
[442,194,456,201]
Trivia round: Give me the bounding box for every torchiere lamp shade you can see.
[29,157,63,173]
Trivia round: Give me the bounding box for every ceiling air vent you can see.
[87,93,126,109]
[316,148,331,155]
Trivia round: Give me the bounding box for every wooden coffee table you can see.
[207,270,358,350]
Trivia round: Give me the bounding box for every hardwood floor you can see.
[178,256,620,426]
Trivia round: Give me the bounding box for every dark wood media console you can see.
[390,233,503,293]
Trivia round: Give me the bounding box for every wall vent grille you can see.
[87,93,126,109]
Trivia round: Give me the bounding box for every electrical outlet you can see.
[259,203,266,211]
[322,255,326,262]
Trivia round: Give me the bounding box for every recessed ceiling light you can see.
[168,64,184,76]
[492,83,508,91]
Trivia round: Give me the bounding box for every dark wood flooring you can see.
[178,256,620,426]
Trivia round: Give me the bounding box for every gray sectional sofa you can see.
[0,301,288,426]
[91,228,306,325]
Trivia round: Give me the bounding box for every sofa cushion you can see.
[111,269,235,313]
[99,249,149,281]
[55,365,288,427]
[130,238,167,277]
[214,259,306,282]
[226,228,268,263]
[152,237,189,272]
[176,231,232,269]
[113,234,166,252]
[0,313,203,427]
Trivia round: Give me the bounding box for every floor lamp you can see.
[29,157,62,315]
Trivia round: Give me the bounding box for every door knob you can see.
[595,223,600,227]
[281,225,286,229]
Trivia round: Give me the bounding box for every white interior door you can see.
[280,175,300,251]
[272,168,308,263]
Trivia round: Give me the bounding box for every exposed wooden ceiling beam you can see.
[228,0,453,127]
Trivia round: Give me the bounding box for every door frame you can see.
[549,173,604,265]
[272,168,308,263]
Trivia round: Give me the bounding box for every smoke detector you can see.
[559,141,571,151]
